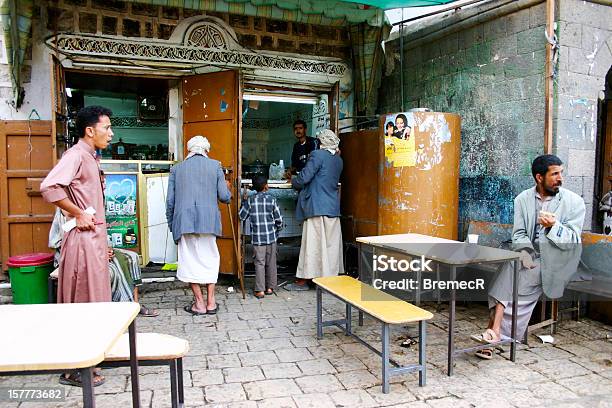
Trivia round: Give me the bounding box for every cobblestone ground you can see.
[2,281,611,407]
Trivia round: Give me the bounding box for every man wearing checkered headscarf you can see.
[285,129,344,291]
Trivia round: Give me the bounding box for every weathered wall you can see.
[556,0,612,230]
[379,0,610,234]
[380,0,548,235]
[0,0,351,121]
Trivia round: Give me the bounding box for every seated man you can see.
[50,208,157,316]
[473,154,585,359]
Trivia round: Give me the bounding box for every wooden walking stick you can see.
[224,167,246,299]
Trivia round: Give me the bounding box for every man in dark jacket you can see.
[285,129,344,291]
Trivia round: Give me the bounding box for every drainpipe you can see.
[544,0,555,154]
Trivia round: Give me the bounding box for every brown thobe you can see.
[41,140,111,303]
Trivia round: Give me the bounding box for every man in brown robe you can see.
[41,105,114,303]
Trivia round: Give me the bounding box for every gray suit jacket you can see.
[166,155,231,242]
[292,149,343,222]
[512,186,585,298]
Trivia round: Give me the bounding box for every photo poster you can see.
[383,112,416,167]
[104,174,139,249]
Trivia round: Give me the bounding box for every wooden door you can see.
[0,121,56,272]
[182,70,240,276]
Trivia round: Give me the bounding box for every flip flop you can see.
[59,372,105,387]
[184,304,207,316]
[475,348,493,360]
[206,304,218,314]
[254,291,265,299]
[471,329,499,344]
[139,305,159,317]
[265,289,275,296]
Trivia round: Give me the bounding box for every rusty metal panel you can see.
[339,130,379,243]
[0,121,55,272]
[378,112,461,240]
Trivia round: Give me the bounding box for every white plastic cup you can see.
[467,234,479,244]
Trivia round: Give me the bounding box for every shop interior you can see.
[64,72,172,162]
[241,93,329,272]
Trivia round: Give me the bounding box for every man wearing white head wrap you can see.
[186,135,211,158]
[167,135,232,315]
[286,129,344,290]
[317,129,340,154]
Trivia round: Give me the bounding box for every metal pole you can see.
[447,265,456,376]
[399,19,405,112]
[316,286,323,339]
[381,323,390,393]
[544,0,555,153]
[345,304,352,336]
[511,259,519,361]
[419,320,426,386]
[80,367,95,408]
[128,320,140,408]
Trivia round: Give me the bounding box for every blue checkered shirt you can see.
[239,192,283,245]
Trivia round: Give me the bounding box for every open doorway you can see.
[240,92,330,275]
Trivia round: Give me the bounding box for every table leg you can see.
[511,259,519,362]
[419,320,426,386]
[345,303,352,336]
[128,320,140,408]
[169,360,178,408]
[381,322,390,394]
[358,243,364,326]
[177,358,184,406]
[447,265,456,376]
[316,286,323,339]
[80,367,96,408]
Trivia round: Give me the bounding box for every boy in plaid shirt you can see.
[239,174,283,298]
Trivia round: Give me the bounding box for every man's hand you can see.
[226,180,232,190]
[107,247,114,261]
[283,169,293,181]
[519,250,536,269]
[242,186,249,200]
[538,211,556,228]
[75,212,96,231]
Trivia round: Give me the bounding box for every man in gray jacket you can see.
[285,129,344,291]
[473,154,585,359]
[166,136,232,315]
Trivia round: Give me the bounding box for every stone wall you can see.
[379,0,610,234]
[379,0,548,235]
[556,0,612,230]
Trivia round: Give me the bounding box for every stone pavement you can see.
[2,280,611,407]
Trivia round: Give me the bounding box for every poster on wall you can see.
[383,112,416,167]
[104,174,139,249]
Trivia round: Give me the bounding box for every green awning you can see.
[341,0,461,8]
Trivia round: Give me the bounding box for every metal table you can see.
[0,302,141,407]
[356,233,520,376]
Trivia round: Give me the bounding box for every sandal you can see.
[265,289,275,296]
[59,371,105,387]
[184,304,207,316]
[475,348,494,360]
[254,291,265,299]
[471,329,500,344]
[139,305,159,317]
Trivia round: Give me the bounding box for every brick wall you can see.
[556,0,612,230]
[379,0,548,235]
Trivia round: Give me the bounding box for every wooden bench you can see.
[313,276,433,393]
[466,221,612,332]
[102,333,189,408]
